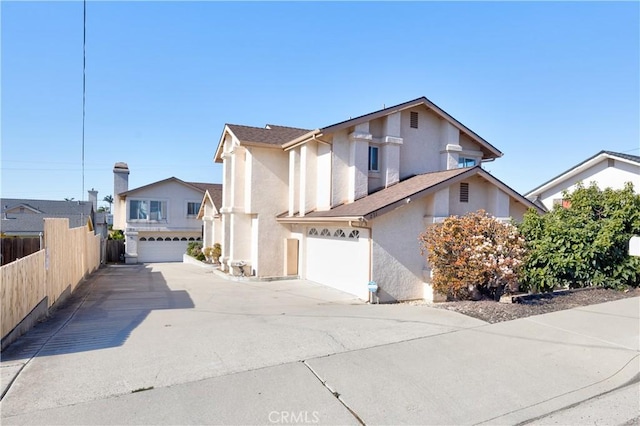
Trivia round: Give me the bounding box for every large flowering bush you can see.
[419,210,526,300]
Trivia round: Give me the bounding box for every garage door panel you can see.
[305,228,369,300]
[138,239,190,263]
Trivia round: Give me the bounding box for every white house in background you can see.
[197,186,223,249]
[112,162,221,263]
[525,150,640,211]
[214,97,543,302]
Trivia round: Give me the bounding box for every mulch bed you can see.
[424,287,640,324]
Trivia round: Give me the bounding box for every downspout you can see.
[349,219,375,304]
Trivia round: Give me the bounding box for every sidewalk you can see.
[1,263,638,425]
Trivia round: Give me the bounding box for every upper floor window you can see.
[410,111,419,129]
[187,202,201,217]
[368,146,379,172]
[458,157,477,168]
[129,199,167,221]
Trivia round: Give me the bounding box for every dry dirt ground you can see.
[419,287,640,324]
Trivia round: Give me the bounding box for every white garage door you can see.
[138,237,194,263]
[305,227,370,300]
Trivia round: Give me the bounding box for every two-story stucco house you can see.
[525,150,640,211]
[112,162,221,263]
[213,97,543,301]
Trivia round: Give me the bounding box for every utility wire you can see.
[82,0,86,201]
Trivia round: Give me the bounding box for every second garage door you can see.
[137,237,196,263]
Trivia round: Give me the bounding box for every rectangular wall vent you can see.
[460,182,469,203]
[410,111,419,129]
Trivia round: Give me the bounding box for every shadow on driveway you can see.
[1,264,194,361]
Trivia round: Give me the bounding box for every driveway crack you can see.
[302,360,365,425]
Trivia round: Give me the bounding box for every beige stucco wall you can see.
[331,129,350,206]
[538,159,640,210]
[371,197,431,302]
[248,147,290,277]
[399,109,442,179]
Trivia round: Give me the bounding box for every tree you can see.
[64,197,75,201]
[419,210,526,300]
[519,182,640,292]
[103,195,114,213]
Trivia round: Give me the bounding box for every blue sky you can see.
[2,1,638,208]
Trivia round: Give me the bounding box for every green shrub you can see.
[108,229,124,240]
[186,241,204,259]
[519,182,640,292]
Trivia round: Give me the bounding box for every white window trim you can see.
[186,200,202,218]
[128,198,169,223]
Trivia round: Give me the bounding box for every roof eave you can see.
[119,177,206,197]
[276,215,366,224]
[524,152,610,198]
[282,130,323,151]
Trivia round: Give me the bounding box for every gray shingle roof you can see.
[189,183,222,208]
[303,168,471,218]
[226,124,311,146]
[1,198,94,234]
[602,150,640,163]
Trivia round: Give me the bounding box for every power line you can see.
[82,0,86,201]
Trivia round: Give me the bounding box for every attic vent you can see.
[608,158,615,167]
[410,111,419,129]
[460,182,469,203]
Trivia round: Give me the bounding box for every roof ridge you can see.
[602,150,640,162]
[265,124,312,131]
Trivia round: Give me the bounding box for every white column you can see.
[288,149,298,216]
[316,143,332,210]
[124,229,138,264]
[381,136,403,187]
[440,121,461,170]
[299,145,307,217]
[348,123,372,202]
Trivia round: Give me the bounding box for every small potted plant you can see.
[203,244,222,264]
[203,246,215,263]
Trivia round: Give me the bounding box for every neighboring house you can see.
[214,97,543,302]
[1,189,102,237]
[197,186,223,250]
[112,162,220,263]
[525,150,640,211]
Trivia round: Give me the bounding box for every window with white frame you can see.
[458,157,477,168]
[368,146,379,172]
[187,201,201,217]
[129,199,167,221]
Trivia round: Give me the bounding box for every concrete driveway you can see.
[1,263,638,425]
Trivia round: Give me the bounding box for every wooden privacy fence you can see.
[106,239,125,263]
[0,218,101,344]
[1,237,41,266]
